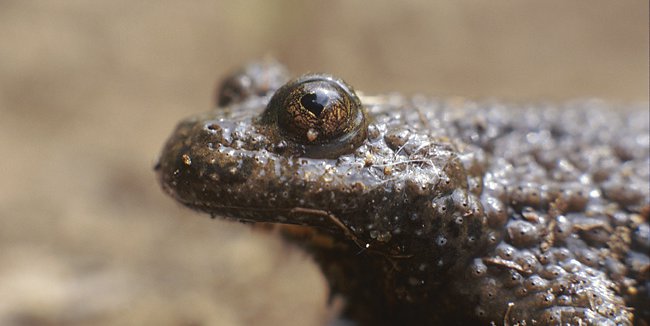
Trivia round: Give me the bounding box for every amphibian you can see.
[156,60,649,325]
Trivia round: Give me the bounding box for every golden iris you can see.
[262,74,366,154]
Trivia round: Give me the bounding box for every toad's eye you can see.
[216,60,289,107]
[262,74,367,156]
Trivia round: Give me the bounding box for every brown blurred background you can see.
[0,1,647,325]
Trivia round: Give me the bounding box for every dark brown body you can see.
[157,62,649,325]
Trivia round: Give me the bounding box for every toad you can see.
[156,60,649,325]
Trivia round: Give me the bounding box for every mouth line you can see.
[189,202,380,245]
[191,201,367,218]
[209,204,413,258]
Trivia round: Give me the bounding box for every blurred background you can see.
[0,1,647,325]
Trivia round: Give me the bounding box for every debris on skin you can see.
[157,61,649,325]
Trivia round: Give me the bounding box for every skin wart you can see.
[156,61,649,325]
